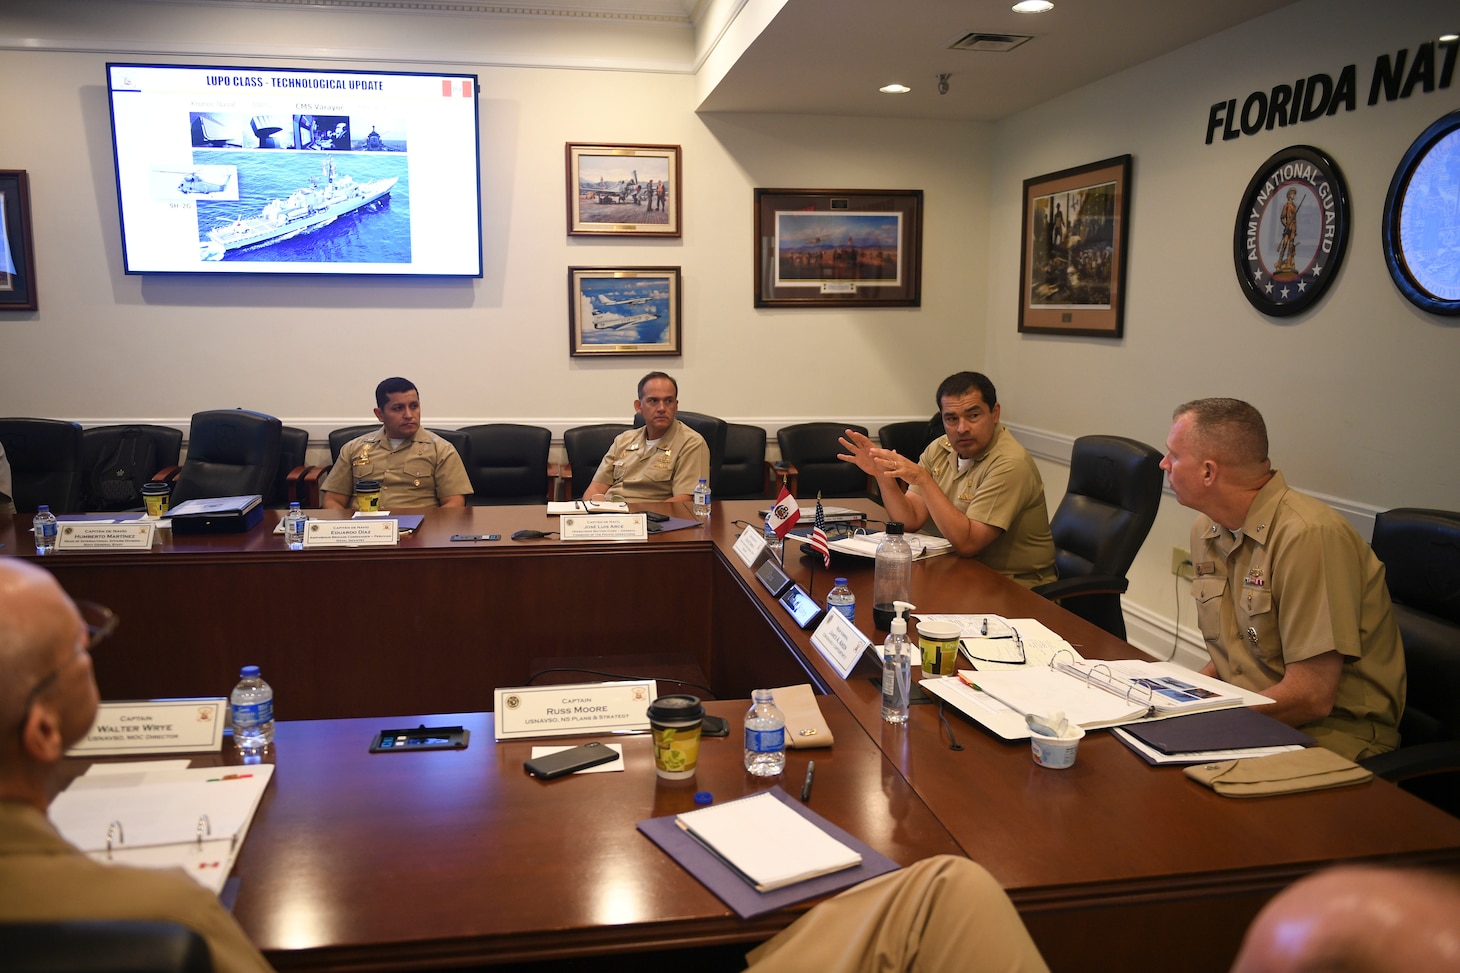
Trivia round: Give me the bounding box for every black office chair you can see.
[717,423,771,500]
[1032,435,1163,639]
[80,424,184,511]
[562,423,632,500]
[0,920,213,973]
[327,424,379,463]
[1362,507,1460,815]
[169,409,282,505]
[878,418,940,461]
[632,410,727,495]
[776,422,873,499]
[267,425,324,508]
[458,423,552,505]
[0,417,86,513]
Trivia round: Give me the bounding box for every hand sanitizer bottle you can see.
[881,600,915,724]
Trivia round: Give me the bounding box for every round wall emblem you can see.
[1233,145,1349,317]
[1382,109,1460,316]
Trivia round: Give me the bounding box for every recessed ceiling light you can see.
[1012,1,1054,12]
[880,84,911,94]
[1441,33,1459,42]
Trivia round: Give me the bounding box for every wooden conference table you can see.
[7,501,1460,972]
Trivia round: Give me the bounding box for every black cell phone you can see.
[755,557,793,597]
[779,583,824,629]
[645,511,669,522]
[451,534,500,542]
[523,741,618,779]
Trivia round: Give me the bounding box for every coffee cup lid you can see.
[141,481,171,494]
[355,479,382,491]
[646,694,704,723]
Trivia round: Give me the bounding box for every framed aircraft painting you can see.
[0,170,39,311]
[568,266,682,357]
[566,143,681,237]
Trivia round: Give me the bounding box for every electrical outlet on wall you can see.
[1171,547,1194,580]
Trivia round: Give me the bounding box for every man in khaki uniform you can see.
[585,372,708,503]
[0,440,14,515]
[1161,398,1404,759]
[0,559,275,973]
[837,371,1056,587]
[321,377,471,509]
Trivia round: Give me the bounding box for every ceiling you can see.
[695,0,1303,121]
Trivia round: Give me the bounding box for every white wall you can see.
[988,0,1460,661]
[0,0,988,440]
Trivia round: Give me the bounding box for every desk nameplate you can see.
[494,680,656,740]
[560,513,648,542]
[57,522,156,551]
[811,609,873,679]
[733,524,770,568]
[69,698,227,756]
[304,519,399,548]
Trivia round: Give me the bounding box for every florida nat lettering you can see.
[1206,39,1458,144]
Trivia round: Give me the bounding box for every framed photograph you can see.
[1382,109,1460,316]
[568,266,682,357]
[566,143,681,237]
[0,170,39,311]
[753,189,922,308]
[1017,155,1131,337]
[1233,145,1350,317]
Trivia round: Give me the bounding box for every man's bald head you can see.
[1231,866,1460,973]
[0,560,93,781]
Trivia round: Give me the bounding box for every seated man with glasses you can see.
[584,371,709,503]
[0,560,275,973]
[321,376,472,509]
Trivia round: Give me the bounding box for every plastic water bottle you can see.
[873,522,913,629]
[693,478,710,520]
[881,601,914,724]
[763,519,783,562]
[827,578,856,623]
[230,665,274,751]
[744,688,786,776]
[283,502,306,551]
[32,505,58,555]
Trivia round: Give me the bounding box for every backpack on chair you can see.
[89,428,158,510]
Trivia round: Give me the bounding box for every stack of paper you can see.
[674,791,862,892]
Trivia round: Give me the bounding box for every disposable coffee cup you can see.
[1029,723,1086,769]
[646,694,705,780]
[141,481,171,518]
[354,479,382,513]
[917,618,962,675]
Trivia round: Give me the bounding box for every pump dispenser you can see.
[881,600,915,724]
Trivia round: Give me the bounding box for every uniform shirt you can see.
[1189,470,1405,760]
[911,425,1057,587]
[0,802,275,973]
[320,427,472,508]
[591,421,708,502]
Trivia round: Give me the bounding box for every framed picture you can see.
[753,189,922,308]
[1017,155,1131,337]
[1233,145,1350,317]
[568,266,682,357]
[0,170,38,311]
[566,143,681,237]
[1382,109,1460,316]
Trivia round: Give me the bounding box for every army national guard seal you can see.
[1233,145,1349,317]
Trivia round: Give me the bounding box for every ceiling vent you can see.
[948,32,1033,53]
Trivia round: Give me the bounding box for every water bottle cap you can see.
[834,578,848,586]
[694,791,714,805]
[37,505,49,512]
[240,665,261,678]
[289,501,300,509]
[885,521,904,535]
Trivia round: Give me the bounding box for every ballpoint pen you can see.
[801,761,815,802]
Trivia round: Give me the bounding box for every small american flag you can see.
[809,493,830,568]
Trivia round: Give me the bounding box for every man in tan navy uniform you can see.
[584,372,708,503]
[0,440,14,515]
[1161,397,1404,759]
[837,371,1056,587]
[0,559,275,973]
[321,377,472,509]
